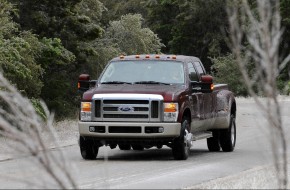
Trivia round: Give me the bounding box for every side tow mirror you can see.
[78,74,96,93]
[191,75,214,93]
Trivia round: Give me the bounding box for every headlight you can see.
[163,103,178,122]
[81,102,92,121]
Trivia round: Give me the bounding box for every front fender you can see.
[177,94,192,123]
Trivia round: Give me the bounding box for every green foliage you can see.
[0,0,17,38]
[106,14,164,55]
[0,1,43,98]
[10,0,103,118]
[1,0,288,118]
[38,38,76,119]
[30,98,47,120]
[211,54,249,96]
[39,37,76,69]
[277,71,290,95]
[86,13,165,78]
[100,0,148,26]
[0,34,43,98]
[146,0,179,53]
[169,0,228,71]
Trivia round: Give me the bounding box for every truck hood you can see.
[83,84,187,102]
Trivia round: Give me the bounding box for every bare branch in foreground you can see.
[0,72,77,189]
[227,0,288,189]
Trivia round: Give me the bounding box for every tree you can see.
[211,54,249,96]
[227,0,288,188]
[37,37,76,118]
[279,0,290,94]
[100,0,148,27]
[10,0,104,118]
[87,13,165,78]
[0,0,43,98]
[106,14,164,55]
[170,0,229,71]
[0,1,77,187]
[146,0,179,53]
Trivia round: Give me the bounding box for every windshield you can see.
[99,60,185,84]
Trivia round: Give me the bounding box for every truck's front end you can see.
[78,55,189,159]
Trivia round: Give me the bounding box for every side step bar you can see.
[192,131,212,141]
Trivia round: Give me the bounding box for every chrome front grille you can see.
[92,94,163,122]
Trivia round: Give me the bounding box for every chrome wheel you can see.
[172,117,192,160]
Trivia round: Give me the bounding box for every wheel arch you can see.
[182,108,191,122]
[231,100,236,117]
[213,90,236,129]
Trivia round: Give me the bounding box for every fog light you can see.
[158,127,164,133]
[89,126,95,132]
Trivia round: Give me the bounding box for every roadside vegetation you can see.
[0,0,289,188]
[1,0,289,119]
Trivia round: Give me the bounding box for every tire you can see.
[172,118,191,160]
[220,114,236,152]
[157,145,163,149]
[119,144,131,150]
[207,131,220,152]
[132,145,144,151]
[79,136,99,160]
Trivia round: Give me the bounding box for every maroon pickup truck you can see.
[78,54,236,160]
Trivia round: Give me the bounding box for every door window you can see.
[187,62,199,81]
[194,61,206,75]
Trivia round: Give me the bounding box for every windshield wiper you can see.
[134,81,171,85]
[101,81,132,84]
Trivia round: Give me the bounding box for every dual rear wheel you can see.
[207,114,236,152]
[79,114,236,160]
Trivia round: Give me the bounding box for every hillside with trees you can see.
[0,0,289,119]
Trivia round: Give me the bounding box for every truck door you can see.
[187,62,203,132]
[194,61,215,123]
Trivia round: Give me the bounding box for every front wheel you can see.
[220,115,236,152]
[132,144,144,151]
[172,118,191,160]
[79,136,99,160]
[119,144,131,150]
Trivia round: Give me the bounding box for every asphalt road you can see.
[0,98,289,189]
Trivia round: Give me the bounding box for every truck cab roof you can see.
[110,54,201,63]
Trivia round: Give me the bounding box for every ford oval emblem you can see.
[118,106,134,112]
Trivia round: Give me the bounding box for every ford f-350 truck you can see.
[78,54,236,160]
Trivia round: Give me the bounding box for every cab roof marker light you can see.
[120,55,125,59]
[136,55,140,58]
[155,55,160,59]
[145,55,150,59]
[172,55,177,59]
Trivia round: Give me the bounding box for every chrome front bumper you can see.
[79,121,181,138]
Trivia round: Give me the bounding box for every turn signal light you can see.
[81,102,91,112]
[164,103,177,112]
